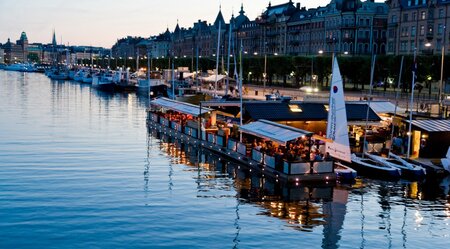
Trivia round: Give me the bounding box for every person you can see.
[275,89,280,98]
[324,152,332,161]
[314,153,323,161]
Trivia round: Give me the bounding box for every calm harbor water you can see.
[0,70,449,248]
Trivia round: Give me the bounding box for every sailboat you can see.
[365,153,426,179]
[326,57,401,180]
[325,57,356,181]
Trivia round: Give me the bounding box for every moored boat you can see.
[365,153,426,180]
[334,161,357,182]
[350,153,401,179]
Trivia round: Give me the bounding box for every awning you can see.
[239,119,313,145]
[151,97,212,116]
[352,101,406,114]
[404,119,450,132]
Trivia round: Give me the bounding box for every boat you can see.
[325,56,357,181]
[48,66,69,80]
[334,161,357,182]
[92,71,115,91]
[112,69,138,91]
[73,69,85,82]
[81,70,93,84]
[350,153,401,179]
[365,153,426,179]
[389,152,447,176]
[441,146,450,173]
[4,63,35,72]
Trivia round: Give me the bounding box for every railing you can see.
[207,133,216,144]
[264,154,276,168]
[150,113,335,177]
[252,149,264,163]
[216,135,225,147]
[227,139,237,151]
[285,161,310,175]
[313,161,333,173]
[151,113,159,122]
[237,143,247,156]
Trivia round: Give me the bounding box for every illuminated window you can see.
[289,105,303,112]
[324,105,329,112]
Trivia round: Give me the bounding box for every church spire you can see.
[239,3,245,15]
[52,29,57,46]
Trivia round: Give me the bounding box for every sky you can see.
[0,0,383,48]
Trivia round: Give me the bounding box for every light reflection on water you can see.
[0,70,449,248]
[150,128,450,248]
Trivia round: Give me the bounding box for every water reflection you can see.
[147,125,450,248]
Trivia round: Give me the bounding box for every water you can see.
[0,70,449,248]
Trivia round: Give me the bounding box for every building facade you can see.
[0,48,4,63]
[387,0,450,55]
[156,1,388,58]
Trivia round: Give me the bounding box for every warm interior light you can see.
[289,104,303,112]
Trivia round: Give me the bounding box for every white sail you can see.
[326,57,351,163]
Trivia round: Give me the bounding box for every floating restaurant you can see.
[147,97,337,183]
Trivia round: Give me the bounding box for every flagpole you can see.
[406,49,417,159]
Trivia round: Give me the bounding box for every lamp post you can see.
[263,44,267,94]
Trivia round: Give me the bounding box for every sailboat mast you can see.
[226,19,232,96]
[239,39,243,143]
[388,56,404,158]
[172,56,175,100]
[406,49,417,159]
[214,21,222,97]
[362,54,376,158]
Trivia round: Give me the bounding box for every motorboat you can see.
[48,67,69,80]
[92,71,115,91]
[365,153,426,180]
[4,63,35,72]
[81,70,93,84]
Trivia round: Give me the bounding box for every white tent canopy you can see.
[199,74,227,82]
[239,119,313,145]
[151,97,212,116]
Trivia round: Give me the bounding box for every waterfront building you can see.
[0,48,4,63]
[387,0,450,55]
[2,32,29,63]
[157,1,388,57]
[111,36,145,59]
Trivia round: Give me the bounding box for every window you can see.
[403,13,409,22]
[412,12,417,21]
[388,42,394,52]
[420,25,425,35]
[421,11,426,20]
[391,15,397,24]
[411,26,416,37]
[439,9,444,18]
[438,24,444,35]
